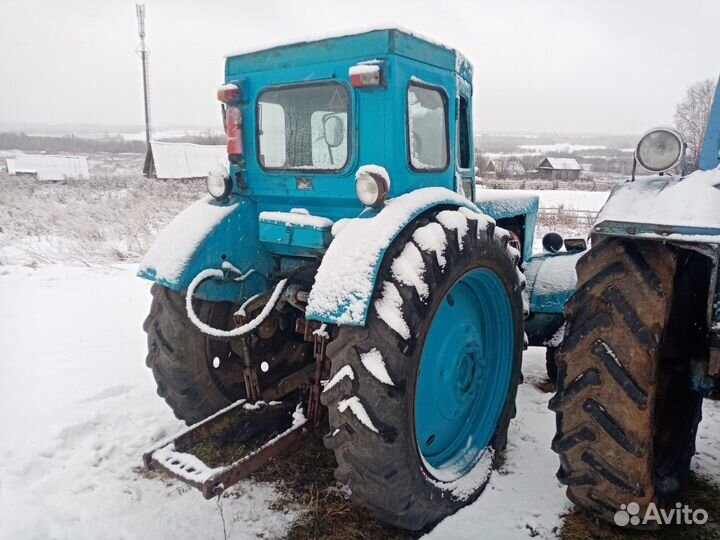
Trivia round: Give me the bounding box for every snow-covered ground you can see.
[0,265,295,540]
[526,189,610,211]
[2,263,719,539]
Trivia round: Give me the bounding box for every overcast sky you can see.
[1,0,718,134]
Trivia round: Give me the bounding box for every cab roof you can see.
[225,28,468,78]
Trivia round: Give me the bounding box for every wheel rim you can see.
[414,268,514,480]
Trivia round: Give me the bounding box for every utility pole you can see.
[136,4,151,151]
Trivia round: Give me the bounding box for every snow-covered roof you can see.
[537,157,582,171]
[143,142,228,180]
[9,154,89,181]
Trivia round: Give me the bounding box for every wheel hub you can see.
[414,268,515,480]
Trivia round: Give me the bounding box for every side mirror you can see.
[323,115,345,148]
[542,232,564,253]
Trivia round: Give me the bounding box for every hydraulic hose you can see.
[185,268,288,338]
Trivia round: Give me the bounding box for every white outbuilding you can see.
[143,142,228,180]
[5,154,90,181]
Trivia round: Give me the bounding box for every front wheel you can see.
[321,208,524,530]
[550,238,703,525]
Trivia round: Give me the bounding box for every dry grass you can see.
[559,473,720,540]
[249,431,415,540]
[0,172,204,265]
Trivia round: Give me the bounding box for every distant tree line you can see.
[0,133,146,154]
[0,131,226,155]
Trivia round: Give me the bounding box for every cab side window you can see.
[407,83,449,171]
[457,95,471,170]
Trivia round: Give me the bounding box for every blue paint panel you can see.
[523,251,583,314]
[258,219,332,257]
[700,75,720,171]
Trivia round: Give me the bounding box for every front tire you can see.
[550,238,703,524]
[321,208,524,530]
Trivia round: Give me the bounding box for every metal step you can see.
[143,400,307,498]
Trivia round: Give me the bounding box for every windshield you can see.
[257,83,350,171]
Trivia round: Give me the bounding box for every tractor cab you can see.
[216,28,477,222]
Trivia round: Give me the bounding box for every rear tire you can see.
[550,238,703,524]
[546,346,559,384]
[321,208,524,530]
[143,284,244,424]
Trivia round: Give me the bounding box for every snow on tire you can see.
[321,207,525,531]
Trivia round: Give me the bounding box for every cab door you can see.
[456,87,474,201]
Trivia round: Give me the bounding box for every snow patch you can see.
[306,187,476,324]
[312,323,329,339]
[349,64,380,76]
[413,222,448,268]
[374,281,411,340]
[186,269,287,338]
[424,448,494,501]
[360,348,394,386]
[595,168,720,241]
[544,323,565,348]
[259,211,333,229]
[153,444,219,482]
[323,365,355,392]
[139,196,238,283]
[436,210,469,249]
[391,242,428,301]
[356,164,391,187]
[337,396,378,433]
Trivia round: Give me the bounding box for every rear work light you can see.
[349,63,382,88]
[225,106,243,163]
[217,83,241,104]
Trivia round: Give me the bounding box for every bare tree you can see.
[674,78,716,171]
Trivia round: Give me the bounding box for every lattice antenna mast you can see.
[136,4,152,149]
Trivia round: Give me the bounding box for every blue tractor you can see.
[550,80,720,525]
[139,29,577,530]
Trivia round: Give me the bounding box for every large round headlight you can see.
[207,169,232,200]
[635,127,684,173]
[355,165,390,208]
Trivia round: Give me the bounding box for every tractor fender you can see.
[523,251,582,315]
[137,195,273,302]
[305,187,484,326]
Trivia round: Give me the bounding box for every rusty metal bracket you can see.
[233,311,261,402]
[143,400,307,499]
[307,329,329,426]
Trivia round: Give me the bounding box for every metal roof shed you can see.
[143,142,228,180]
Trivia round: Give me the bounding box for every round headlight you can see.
[355,166,390,208]
[635,127,684,173]
[207,170,232,200]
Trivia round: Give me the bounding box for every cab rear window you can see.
[257,83,350,171]
[407,83,449,171]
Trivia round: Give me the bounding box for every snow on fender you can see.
[305,186,490,325]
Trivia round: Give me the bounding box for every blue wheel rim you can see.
[414,268,514,479]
